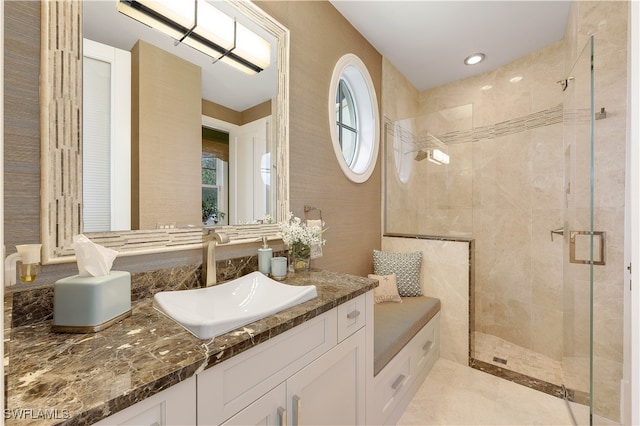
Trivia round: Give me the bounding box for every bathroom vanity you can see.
[4,270,376,426]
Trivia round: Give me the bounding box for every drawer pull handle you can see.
[423,340,433,352]
[346,310,361,319]
[293,395,302,426]
[278,406,287,426]
[391,374,406,390]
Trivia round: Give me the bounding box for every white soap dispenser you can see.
[258,236,273,275]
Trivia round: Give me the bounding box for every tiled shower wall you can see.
[386,39,566,359]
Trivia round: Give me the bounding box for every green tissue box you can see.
[53,271,132,333]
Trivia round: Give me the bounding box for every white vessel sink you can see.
[153,271,318,339]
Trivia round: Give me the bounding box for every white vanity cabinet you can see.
[199,293,369,426]
[222,383,287,426]
[223,330,365,426]
[94,376,196,426]
[95,292,370,426]
[286,327,366,425]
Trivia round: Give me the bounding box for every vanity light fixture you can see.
[464,53,485,66]
[117,0,271,74]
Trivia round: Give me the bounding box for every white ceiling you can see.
[330,0,571,91]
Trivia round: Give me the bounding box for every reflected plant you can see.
[202,196,226,224]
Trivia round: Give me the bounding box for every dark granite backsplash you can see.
[6,252,285,328]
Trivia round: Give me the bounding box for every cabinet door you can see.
[197,311,337,425]
[222,382,287,426]
[94,377,196,426]
[286,328,366,425]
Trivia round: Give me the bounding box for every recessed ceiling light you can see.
[464,53,485,66]
[509,76,523,83]
[481,85,493,91]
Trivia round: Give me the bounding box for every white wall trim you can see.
[627,1,640,424]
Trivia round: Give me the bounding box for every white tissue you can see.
[72,234,118,277]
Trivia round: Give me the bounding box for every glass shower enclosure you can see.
[383,35,618,424]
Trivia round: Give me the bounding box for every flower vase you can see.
[290,242,311,273]
[291,254,311,273]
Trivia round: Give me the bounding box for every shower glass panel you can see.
[383,105,473,237]
[562,35,594,423]
[563,34,625,424]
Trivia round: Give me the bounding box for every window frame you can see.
[328,54,380,183]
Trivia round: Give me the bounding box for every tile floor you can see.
[398,358,619,426]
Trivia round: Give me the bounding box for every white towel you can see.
[306,219,324,259]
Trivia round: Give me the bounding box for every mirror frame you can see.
[40,0,290,264]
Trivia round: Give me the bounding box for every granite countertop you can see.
[5,270,377,426]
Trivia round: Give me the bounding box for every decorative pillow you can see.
[373,250,423,297]
[368,274,402,304]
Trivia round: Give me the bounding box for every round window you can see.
[328,54,379,183]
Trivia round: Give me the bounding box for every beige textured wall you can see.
[241,100,271,125]
[131,40,202,229]
[202,99,242,126]
[3,1,41,253]
[201,99,271,126]
[258,1,382,276]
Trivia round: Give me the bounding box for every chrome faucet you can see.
[202,230,230,287]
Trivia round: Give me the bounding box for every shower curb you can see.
[469,358,590,405]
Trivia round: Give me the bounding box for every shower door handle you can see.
[550,227,564,241]
[569,231,606,265]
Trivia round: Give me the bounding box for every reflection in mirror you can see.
[40,0,289,263]
[83,0,277,232]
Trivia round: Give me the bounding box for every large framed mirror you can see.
[40,0,289,264]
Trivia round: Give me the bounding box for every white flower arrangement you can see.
[279,212,325,258]
[261,214,276,224]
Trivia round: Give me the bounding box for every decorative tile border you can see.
[385,104,564,146]
[61,224,283,257]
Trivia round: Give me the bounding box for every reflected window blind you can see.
[202,127,229,162]
[83,56,111,232]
